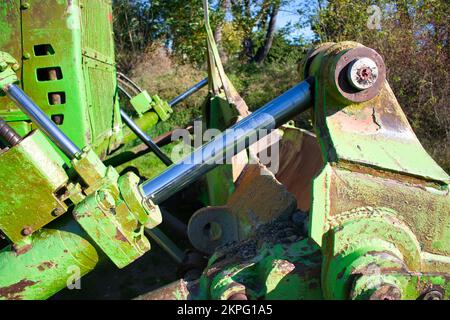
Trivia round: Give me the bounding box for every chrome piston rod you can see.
[120,109,173,166]
[169,78,208,107]
[4,84,81,159]
[140,79,312,204]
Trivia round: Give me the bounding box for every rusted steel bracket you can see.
[306,41,450,299]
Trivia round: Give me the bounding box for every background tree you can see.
[112,0,449,172]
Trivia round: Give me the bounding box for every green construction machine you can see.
[0,1,448,300]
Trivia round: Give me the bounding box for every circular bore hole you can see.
[203,222,222,241]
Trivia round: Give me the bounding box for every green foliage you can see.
[225,56,302,110]
[113,0,226,67]
[253,24,307,64]
[113,0,297,66]
[154,0,208,65]
[113,0,162,71]
[221,22,246,57]
[129,46,205,133]
[113,0,449,173]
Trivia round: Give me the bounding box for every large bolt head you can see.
[423,290,443,300]
[347,57,379,90]
[21,226,33,236]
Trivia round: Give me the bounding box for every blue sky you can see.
[278,8,315,41]
[221,0,318,42]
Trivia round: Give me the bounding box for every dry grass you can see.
[131,45,206,109]
[128,45,207,137]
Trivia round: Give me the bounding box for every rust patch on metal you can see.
[72,211,83,221]
[0,279,37,300]
[333,107,381,134]
[370,285,402,300]
[337,160,444,188]
[115,228,128,242]
[37,261,55,272]
[228,292,248,300]
[228,163,297,239]
[12,243,32,256]
[275,129,324,212]
[135,279,198,300]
